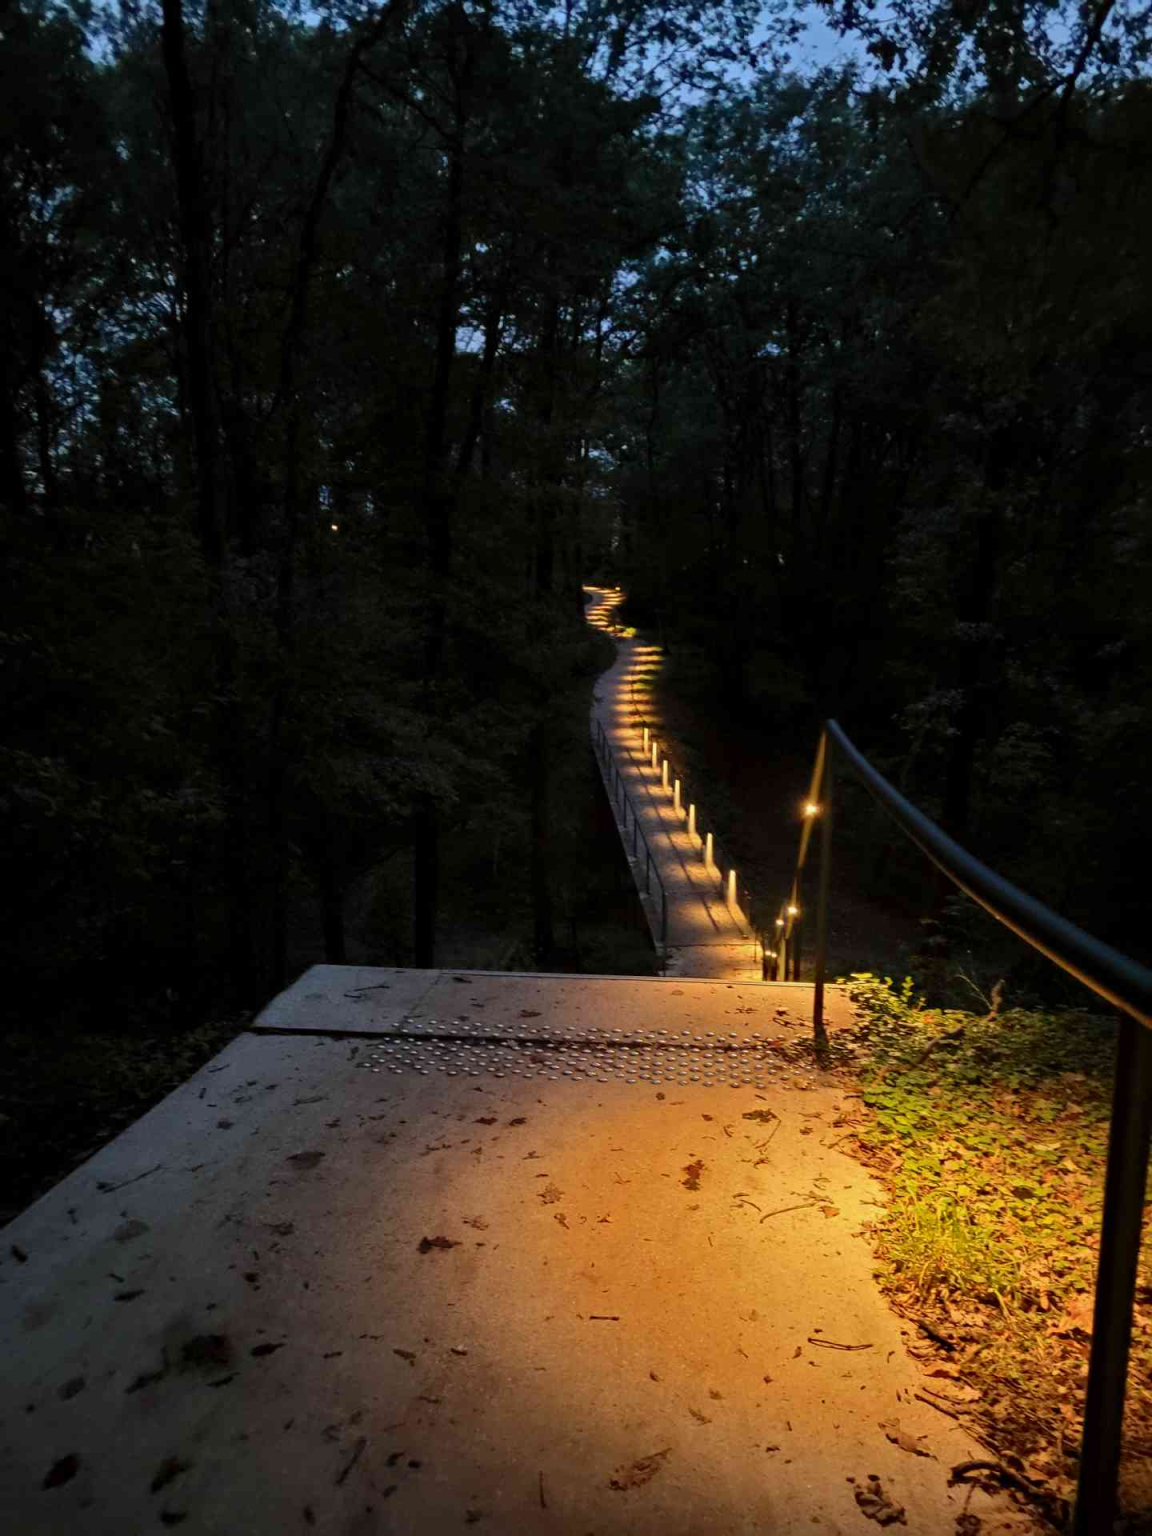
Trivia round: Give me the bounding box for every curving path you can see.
[586,585,761,982]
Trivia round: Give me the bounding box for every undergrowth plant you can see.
[838,973,1152,1514]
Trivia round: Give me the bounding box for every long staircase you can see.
[586,585,761,981]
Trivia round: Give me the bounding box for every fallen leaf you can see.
[1050,1293,1094,1338]
[820,1205,840,1218]
[150,1457,191,1494]
[393,1349,416,1365]
[883,1421,936,1459]
[854,1474,907,1525]
[286,1150,325,1170]
[418,1236,459,1253]
[180,1335,232,1370]
[43,1454,81,1489]
[112,1219,149,1243]
[681,1160,704,1191]
[608,1448,671,1490]
[538,1184,563,1205]
[688,1407,711,1425]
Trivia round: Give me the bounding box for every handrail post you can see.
[661,884,668,963]
[646,844,651,894]
[1073,1018,1152,1534]
[812,731,832,1053]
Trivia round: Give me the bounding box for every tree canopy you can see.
[1,0,1148,1026]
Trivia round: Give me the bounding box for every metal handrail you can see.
[591,716,669,968]
[792,718,1152,1534]
[623,660,762,969]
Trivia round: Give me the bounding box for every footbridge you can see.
[586,585,762,982]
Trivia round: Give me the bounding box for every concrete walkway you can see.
[0,968,1034,1534]
[586,586,760,982]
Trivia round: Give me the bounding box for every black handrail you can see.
[591,716,669,966]
[825,719,1152,1026]
[623,653,762,968]
[788,719,1152,1535]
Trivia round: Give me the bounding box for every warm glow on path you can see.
[585,585,759,981]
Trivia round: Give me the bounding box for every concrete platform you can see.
[1,968,1033,1534]
[254,966,859,1039]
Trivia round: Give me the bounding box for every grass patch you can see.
[840,973,1152,1524]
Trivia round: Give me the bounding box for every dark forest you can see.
[2,0,1150,1070]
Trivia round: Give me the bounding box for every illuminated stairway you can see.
[585,585,761,981]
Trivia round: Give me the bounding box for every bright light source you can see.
[787,904,799,916]
[331,523,339,531]
[775,918,784,927]
[804,802,820,816]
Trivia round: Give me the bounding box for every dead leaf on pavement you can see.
[688,1407,712,1425]
[608,1448,670,1490]
[418,1235,459,1253]
[854,1474,907,1525]
[681,1160,704,1191]
[882,1420,936,1459]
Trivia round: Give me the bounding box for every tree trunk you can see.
[530,720,554,963]
[162,0,261,1002]
[413,797,439,966]
[34,377,56,510]
[0,386,26,517]
[941,497,1004,840]
[161,0,224,569]
[264,2,406,988]
[412,63,468,962]
[321,857,347,964]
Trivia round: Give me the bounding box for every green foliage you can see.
[841,972,1147,1483]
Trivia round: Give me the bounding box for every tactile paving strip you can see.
[353,1015,815,1089]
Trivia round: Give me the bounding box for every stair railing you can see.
[784,718,1152,1536]
[591,715,669,968]
[623,657,763,970]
